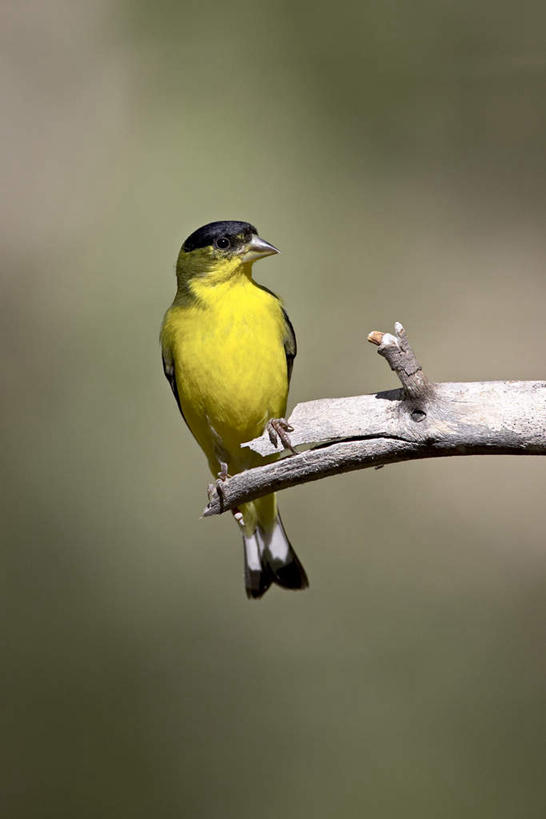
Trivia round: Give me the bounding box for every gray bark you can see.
[203,323,546,517]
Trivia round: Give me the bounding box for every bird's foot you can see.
[267,418,296,454]
[207,462,230,508]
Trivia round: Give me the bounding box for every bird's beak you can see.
[241,234,280,263]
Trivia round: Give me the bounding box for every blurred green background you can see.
[2,1,546,817]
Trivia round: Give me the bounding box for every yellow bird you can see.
[160,221,308,598]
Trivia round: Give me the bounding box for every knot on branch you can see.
[368,321,434,407]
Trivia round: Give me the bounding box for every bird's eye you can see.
[215,236,230,250]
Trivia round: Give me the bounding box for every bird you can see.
[160,220,309,598]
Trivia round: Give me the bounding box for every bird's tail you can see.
[237,495,308,600]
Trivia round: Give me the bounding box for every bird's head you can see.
[176,221,279,293]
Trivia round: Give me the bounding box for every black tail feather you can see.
[244,566,273,599]
[242,512,308,599]
[267,548,309,591]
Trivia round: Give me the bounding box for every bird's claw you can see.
[207,462,229,508]
[267,418,296,454]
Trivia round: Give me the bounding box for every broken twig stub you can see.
[367,321,434,401]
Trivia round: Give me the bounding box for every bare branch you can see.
[367,321,433,401]
[203,323,546,517]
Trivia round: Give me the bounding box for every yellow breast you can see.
[162,276,289,471]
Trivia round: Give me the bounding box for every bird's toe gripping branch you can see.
[207,461,230,513]
[266,417,297,454]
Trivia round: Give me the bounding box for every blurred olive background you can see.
[2,1,546,817]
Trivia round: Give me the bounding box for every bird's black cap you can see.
[182,221,258,252]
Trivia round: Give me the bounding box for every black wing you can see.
[256,283,297,385]
[282,307,297,385]
[162,352,190,428]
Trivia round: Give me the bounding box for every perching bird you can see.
[160,221,308,598]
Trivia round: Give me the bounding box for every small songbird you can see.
[160,221,308,598]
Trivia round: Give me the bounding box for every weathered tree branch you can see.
[203,322,546,517]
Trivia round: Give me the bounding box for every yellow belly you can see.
[163,279,289,472]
